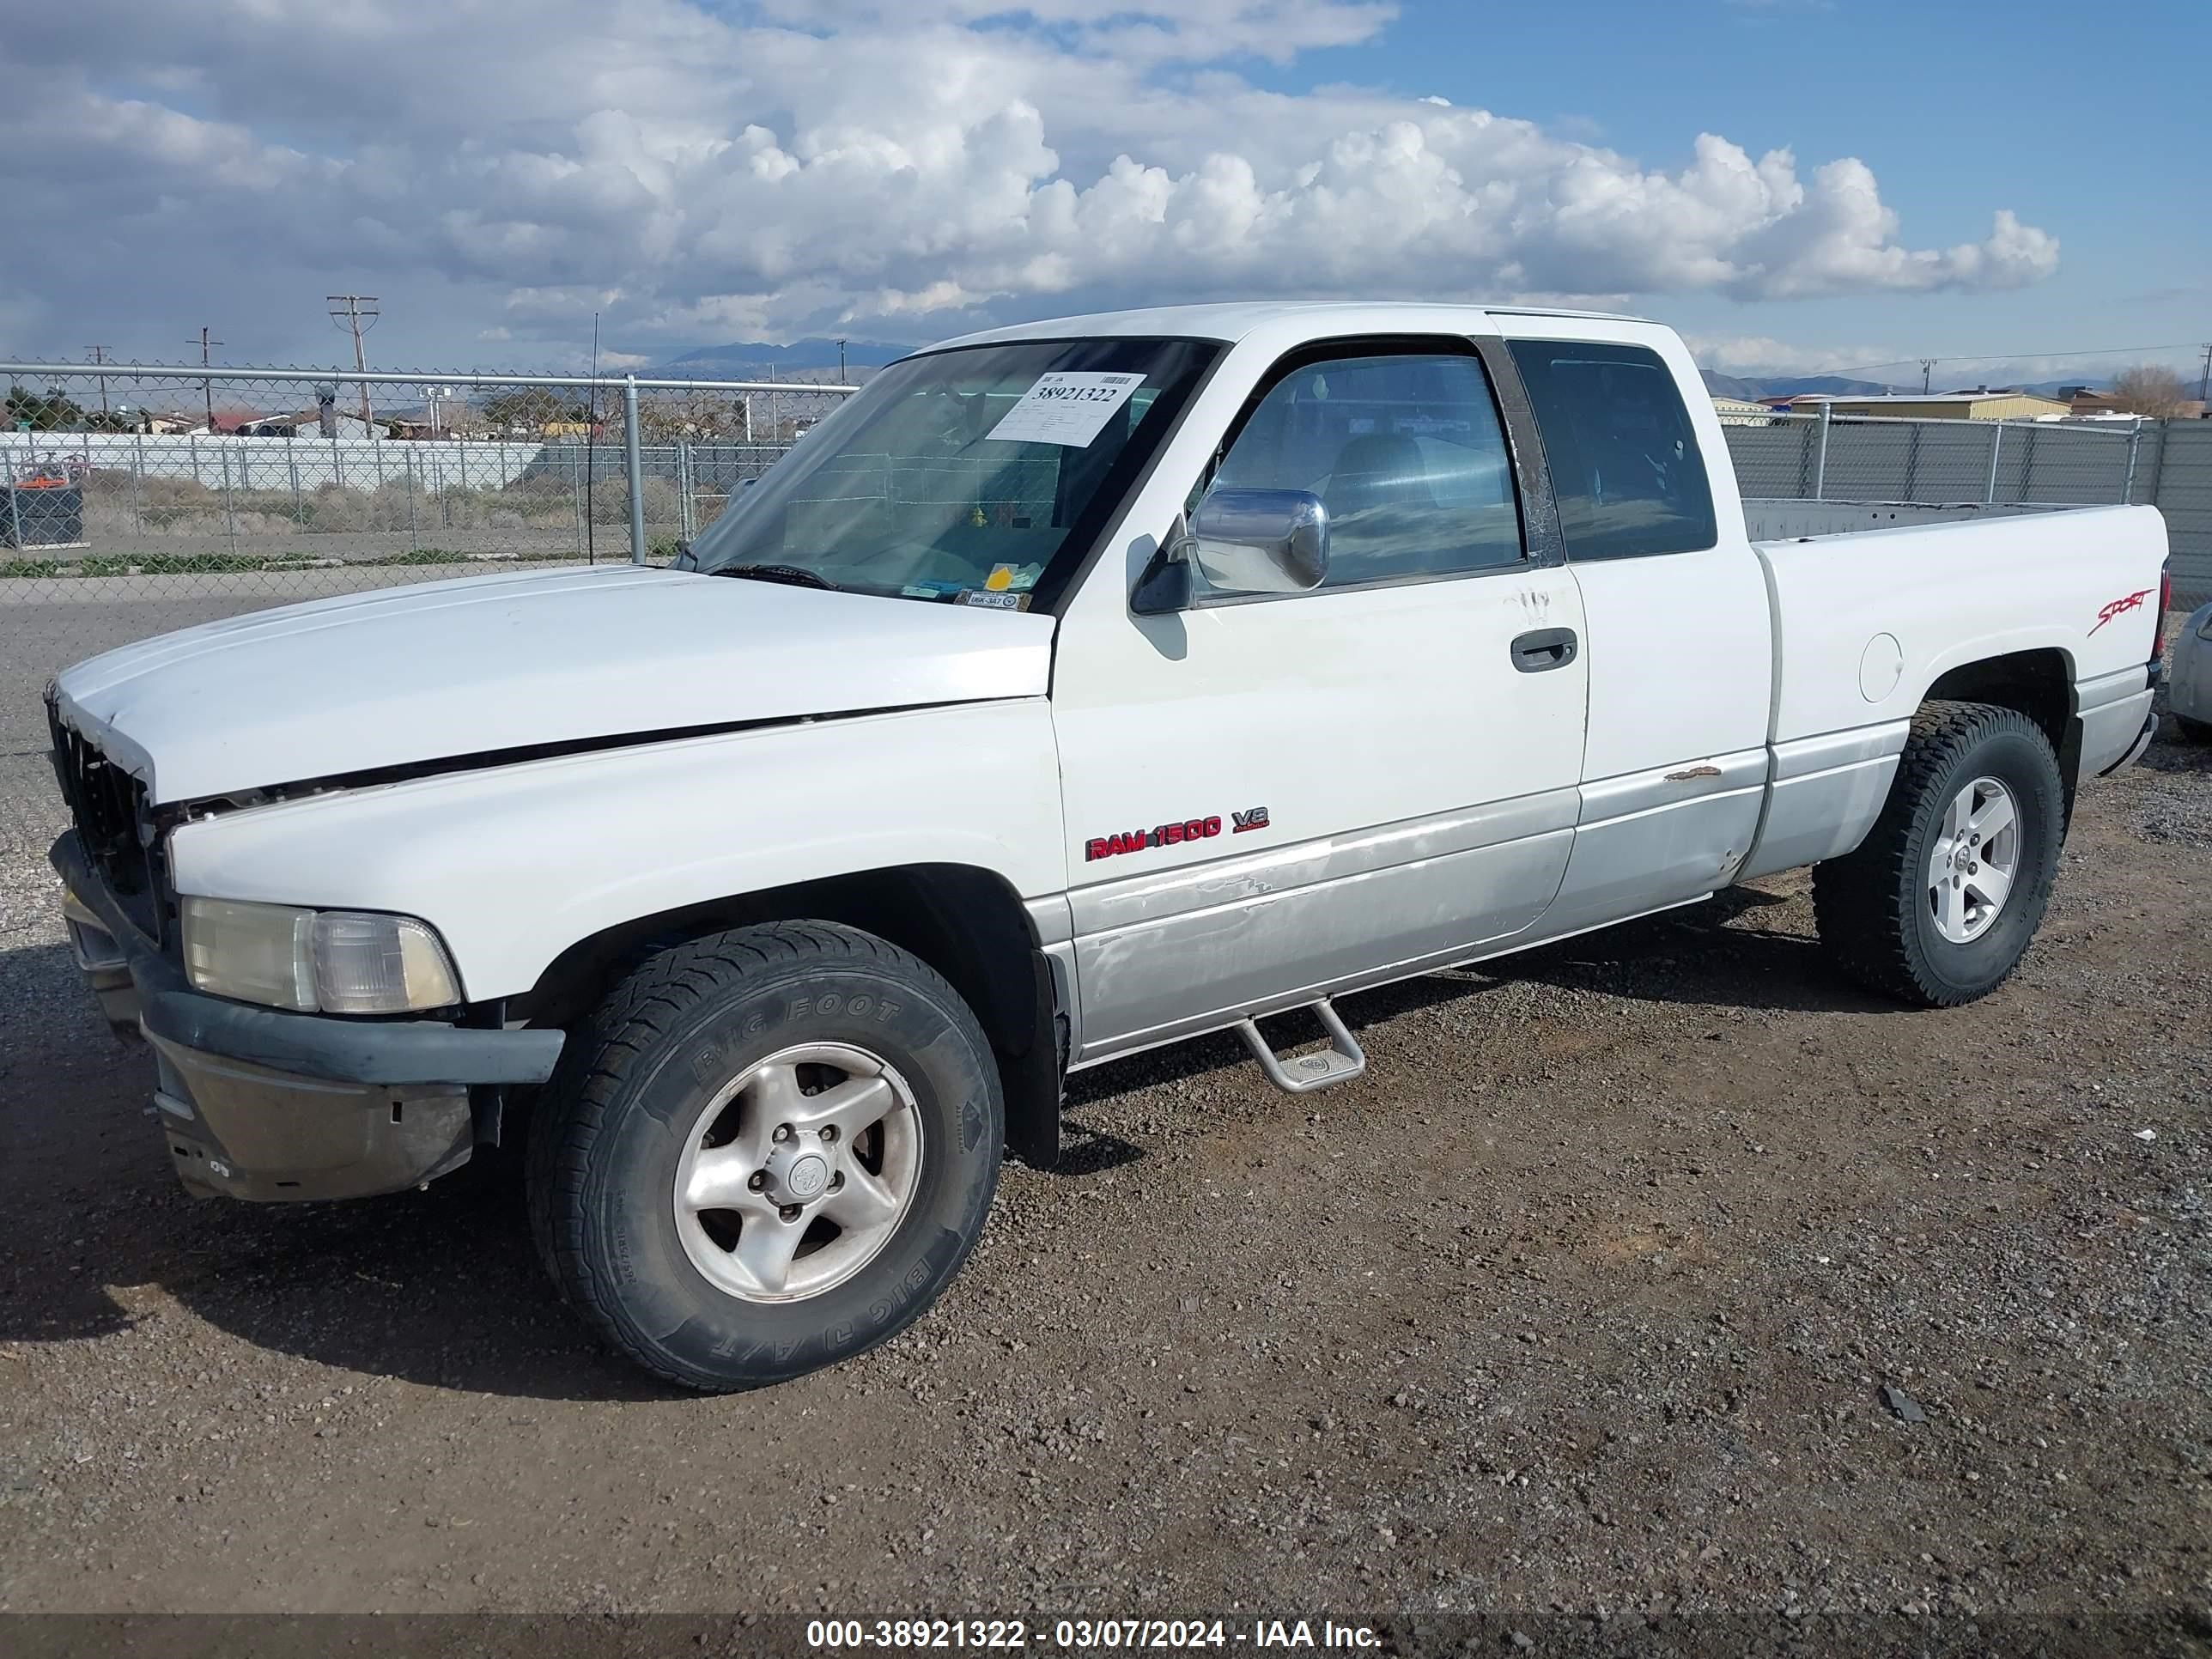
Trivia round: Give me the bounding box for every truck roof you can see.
[932,299,1651,352]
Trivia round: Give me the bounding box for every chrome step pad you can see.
[1235,999,1367,1096]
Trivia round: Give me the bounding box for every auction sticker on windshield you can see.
[987,372,1146,447]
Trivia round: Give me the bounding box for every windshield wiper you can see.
[708,562,841,592]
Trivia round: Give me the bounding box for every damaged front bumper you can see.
[52,832,564,1203]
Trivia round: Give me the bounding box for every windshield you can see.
[684,337,1218,606]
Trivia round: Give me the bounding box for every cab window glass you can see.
[1206,352,1523,588]
[1507,340,1717,561]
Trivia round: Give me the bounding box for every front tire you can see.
[1814,701,2063,1008]
[527,921,1003,1391]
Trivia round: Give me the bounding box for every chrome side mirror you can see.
[1185,488,1329,594]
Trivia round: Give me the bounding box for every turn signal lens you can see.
[310,912,461,1014]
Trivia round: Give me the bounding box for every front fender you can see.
[166,701,1068,1000]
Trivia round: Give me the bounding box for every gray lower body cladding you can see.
[1060,731,1910,1067]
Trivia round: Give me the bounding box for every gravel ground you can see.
[0,645,2206,1655]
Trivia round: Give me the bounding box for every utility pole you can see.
[327,294,380,428]
[2198,343,2211,406]
[1919,358,1939,395]
[87,346,110,422]
[837,338,848,385]
[190,327,223,430]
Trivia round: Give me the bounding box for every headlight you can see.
[180,897,461,1013]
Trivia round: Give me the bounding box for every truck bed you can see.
[1747,500,2168,751]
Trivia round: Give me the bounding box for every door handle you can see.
[1510,627,1578,672]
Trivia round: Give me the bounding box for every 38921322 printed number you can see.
[807,1620,1030,1649]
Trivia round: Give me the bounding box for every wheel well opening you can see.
[515,866,1063,1166]
[1924,649,2070,753]
[1923,647,2081,810]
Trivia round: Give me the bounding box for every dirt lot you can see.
[1,668,2207,1652]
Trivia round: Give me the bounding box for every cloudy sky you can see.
[4,0,2205,382]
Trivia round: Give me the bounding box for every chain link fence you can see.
[2,362,855,857]
[8,358,2210,860]
[1723,409,2211,606]
[2129,420,2212,606]
[1723,409,2153,506]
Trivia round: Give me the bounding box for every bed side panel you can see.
[1753,504,2168,746]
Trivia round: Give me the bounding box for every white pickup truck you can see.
[50,302,2170,1390]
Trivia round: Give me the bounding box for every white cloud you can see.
[0,0,2059,360]
[1686,333,1904,378]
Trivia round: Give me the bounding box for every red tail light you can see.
[2157,566,2172,653]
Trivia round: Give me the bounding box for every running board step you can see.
[1236,1000,1367,1095]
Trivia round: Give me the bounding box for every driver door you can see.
[1048,338,1589,1063]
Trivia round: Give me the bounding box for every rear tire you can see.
[1813,701,2063,1008]
[527,921,1003,1392]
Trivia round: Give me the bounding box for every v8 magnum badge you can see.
[1085,806,1270,861]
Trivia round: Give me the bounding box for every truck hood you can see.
[52,565,1056,804]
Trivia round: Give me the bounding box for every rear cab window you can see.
[1508,340,1717,562]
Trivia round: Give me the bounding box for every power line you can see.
[189,326,223,428]
[585,311,600,567]
[327,295,380,427]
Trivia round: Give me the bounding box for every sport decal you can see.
[2088,586,2155,635]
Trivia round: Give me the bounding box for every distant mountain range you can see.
[650,338,906,380]
[648,343,2121,402]
[1704,370,1907,400]
[1704,369,2120,401]
[2015,378,2121,397]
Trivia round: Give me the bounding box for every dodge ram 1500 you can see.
[50,302,2169,1389]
